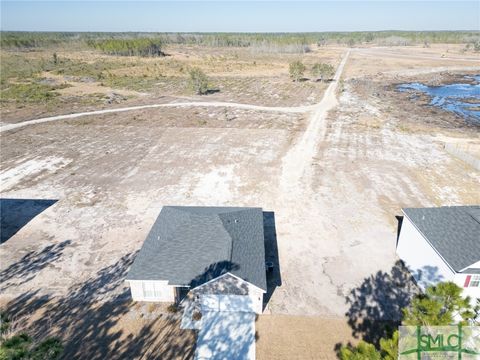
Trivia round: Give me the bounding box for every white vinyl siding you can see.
[396,216,455,289]
[453,273,480,301]
[128,280,176,302]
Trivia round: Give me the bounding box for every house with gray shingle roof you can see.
[396,206,480,299]
[126,206,267,313]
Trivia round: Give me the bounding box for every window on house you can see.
[142,282,164,298]
[142,282,154,298]
[470,275,480,287]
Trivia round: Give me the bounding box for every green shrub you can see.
[0,312,10,338]
[311,63,335,82]
[0,334,63,360]
[1,83,68,104]
[30,338,63,360]
[288,61,306,82]
[166,303,178,313]
[474,41,480,52]
[188,67,209,95]
[339,341,381,360]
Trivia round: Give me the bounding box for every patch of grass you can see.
[397,124,412,133]
[0,82,69,104]
[102,74,158,91]
[0,53,54,85]
[53,58,120,79]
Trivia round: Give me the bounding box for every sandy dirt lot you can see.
[1,44,479,357]
[256,315,356,360]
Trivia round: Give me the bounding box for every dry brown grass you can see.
[256,315,356,360]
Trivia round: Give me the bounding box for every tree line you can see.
[86,38,165,57]
[1,31,479,51]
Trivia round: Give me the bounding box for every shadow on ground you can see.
[0,240,71,290]
[0,198,57,244]
[343,260,419,347]
[263,211,281,310]
[3,252,196,360]
[336,259,443,357]
[196,310,256,359]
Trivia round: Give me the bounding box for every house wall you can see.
[454,273,480,300]
[396,216,455,290]
[192,273,264,313]
[128,280,176,302]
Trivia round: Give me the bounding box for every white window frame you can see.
[142,281,162,299]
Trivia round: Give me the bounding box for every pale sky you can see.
[1,1,479,32]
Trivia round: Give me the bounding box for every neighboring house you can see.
[126,206,267,314]
[396,206,480,299]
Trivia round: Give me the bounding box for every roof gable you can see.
[403,206,480,272]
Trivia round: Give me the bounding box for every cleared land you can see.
[1,37,479,358]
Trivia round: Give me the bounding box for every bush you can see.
[188,67,209,95]
[30,338,63,360]
[0,333,63,360]
[339,341,381,360]
[288,61,305,82]
[166,303,178,313]
[0,312,10,338]
[192,312,202,321]
[311,63,335,82]
[474,41,480,52]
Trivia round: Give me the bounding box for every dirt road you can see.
[0,101,315,133]
[280,50,350,191]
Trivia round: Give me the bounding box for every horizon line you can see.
[1,29,479,33]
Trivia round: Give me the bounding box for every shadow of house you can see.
[189,261,240,289]
[0,240,71,290]
[0,198,57,244]
[263,211,281,309]
[188,262,250,298]
[3,251,196,360]
[344,260,419,347]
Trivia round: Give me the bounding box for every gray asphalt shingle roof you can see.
[126,206,267,291]
[403,206,480,272]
